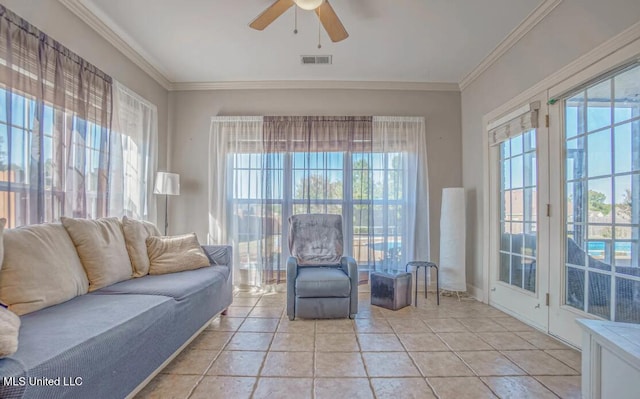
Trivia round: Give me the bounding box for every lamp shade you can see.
[439,187,466,292]
[154,172,180,196]
[294,0,323,10]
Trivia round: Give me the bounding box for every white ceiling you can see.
[77,0,543,85]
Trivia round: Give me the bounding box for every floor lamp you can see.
[154,172,180,235]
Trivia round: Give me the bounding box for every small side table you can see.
[370,272,412,310]
[405,261,439,306]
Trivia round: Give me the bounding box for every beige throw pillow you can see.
[0,306,20,358]
[0,218,6,270]
[61,217,133,291]
[146,233,210,275]
[0,223,89,315]
[122,216,161,277]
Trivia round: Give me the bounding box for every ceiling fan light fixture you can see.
[293,0,324,11]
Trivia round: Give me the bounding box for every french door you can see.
[489,93,551,331]
[548,62,640,346]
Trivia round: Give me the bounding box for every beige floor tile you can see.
[315,319,355,333]
[371,377,436,399]
[315,352,367,377]
[397,332,449,351]
[206,317,245,332]
[234,291,263,298]
[206,351,266,376]
[270,333,315,351]
[161,349,216,375]
[437,332,493,351]
[362,352,421,377]
[238,318,279,333]
[226,332,273,351]
[249,307,284,318]
[261,352,314,377]
[231,297,260,307]
[276,319,315,334]
[458,318,507,332]
[457,351,526,376]
[314,378,374,399]
[253,377,313,399]
[316,333,359,352]
[135,374,199,399]
[357,333,404,351]
[481,376,557,399]
[225,307,253,317]
[476,332,537,350]
[189,376,255,399]
[423,318,468,332]
[256,297,286,307]
[536,376,582,399]
[545,349,582,372]
[502,350,579,375]
[410,351,474,377]
[189,331,233,350]
[428,376,497,399]
[493,317,537,332]
[354,318,393,333]
[515,331,569,349]
[388,318,430,333]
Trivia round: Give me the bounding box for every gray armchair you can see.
[286,214,358,320]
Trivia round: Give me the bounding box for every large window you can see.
[563,64,640,322]
[230,150,406,285]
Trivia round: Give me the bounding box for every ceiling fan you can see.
[250,0,349,43]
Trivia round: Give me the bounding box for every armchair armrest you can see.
[201,245,232,266]
[287,256,298,320]
[341,256,358,318]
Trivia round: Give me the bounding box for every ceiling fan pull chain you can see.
[317,6,322,48]
[294,6,298,34]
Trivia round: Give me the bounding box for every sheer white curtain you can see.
[208,116,263,239]
[372,117,430,271]
[109,81,158,222]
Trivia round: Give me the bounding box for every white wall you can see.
[461,0,640,294]
[169,89,462,264]
[1,0,170,219]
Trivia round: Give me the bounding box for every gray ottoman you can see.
[371,272,412,310]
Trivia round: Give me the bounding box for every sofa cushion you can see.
[0,293,174,399]
[0,306,20,358]
[94,265,229,300]
[0,223,89,315]
[146,233,210,275]
[295,267,351,298]
[62,217,133,291]
[122,216,161,277]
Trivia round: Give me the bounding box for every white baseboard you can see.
[466,284,485,302]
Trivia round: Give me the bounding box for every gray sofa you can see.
[0,244,233,399]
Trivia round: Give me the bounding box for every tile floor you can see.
[136,290,581,399]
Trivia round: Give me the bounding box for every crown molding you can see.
[170,80,460,92]
[459,0,562,91]
[59,0,173,90]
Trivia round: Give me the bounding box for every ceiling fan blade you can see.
[249,0,295,31]
[315,0,349,42]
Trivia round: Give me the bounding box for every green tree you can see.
[588,190,611,216]
[294,174,342,200]
[617,188,632,221]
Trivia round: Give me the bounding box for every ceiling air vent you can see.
[301,55,332,65]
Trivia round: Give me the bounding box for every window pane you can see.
[615,277,640,323]
[587,177,612,224]
[588,271,611,319]
[566,94,585,139]
[566,136,586,181]
[614,66,640,124]
[614,121,640,174]
[587,80,611,133]
[587,129,612,177]
[566,266,585,310]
